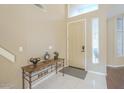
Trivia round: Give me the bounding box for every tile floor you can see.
[34,72,107,89]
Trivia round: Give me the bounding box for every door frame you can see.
[67,19,87,70]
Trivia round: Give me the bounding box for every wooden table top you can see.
[21,58,64,73]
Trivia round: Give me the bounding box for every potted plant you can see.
[53,52,59,60]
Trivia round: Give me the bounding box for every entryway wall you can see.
[107,5,124,67]
[67,5,108,75]
[0,5,67,88]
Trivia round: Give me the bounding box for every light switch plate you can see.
[19,46,23,52]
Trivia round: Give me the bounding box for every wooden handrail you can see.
[0,45,16,63]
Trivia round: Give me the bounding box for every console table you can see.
[21,58,64,89]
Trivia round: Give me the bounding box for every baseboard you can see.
[107,65,124,67]
[88,70,106,76]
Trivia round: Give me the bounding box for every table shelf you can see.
[21,58,64,89]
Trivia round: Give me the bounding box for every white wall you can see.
[107,15,124,66]
[107,5,124,67]
[0,4,66,88]
[107,4,124,19]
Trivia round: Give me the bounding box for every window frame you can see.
[92,17,100,64]
[115,15,124,57]
[67,4,99,18]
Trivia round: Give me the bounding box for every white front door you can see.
[68,20,85,69]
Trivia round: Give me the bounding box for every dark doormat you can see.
[59,66,87,80]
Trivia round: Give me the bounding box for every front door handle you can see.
[81,45,85,52]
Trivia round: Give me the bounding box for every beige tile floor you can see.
[34,72,107,89]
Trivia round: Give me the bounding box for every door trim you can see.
[67,19,87,70]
